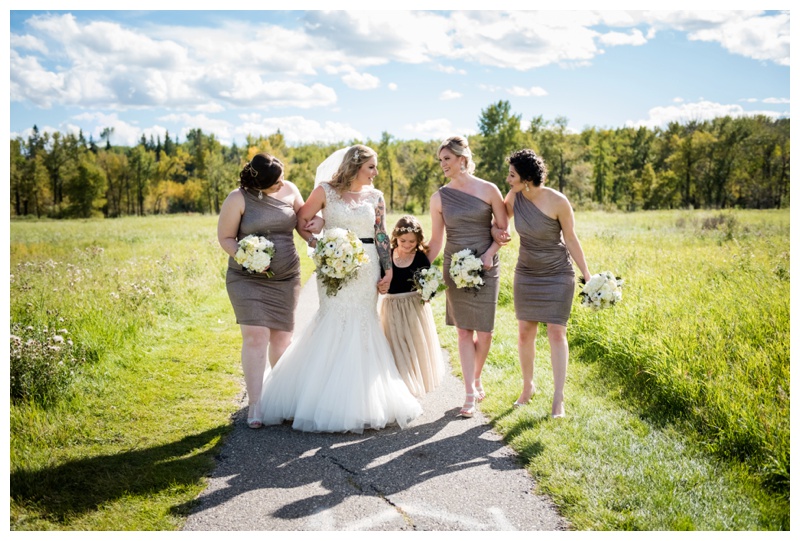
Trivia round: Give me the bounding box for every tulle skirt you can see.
[379,291,445,398]
[258,289,423,433]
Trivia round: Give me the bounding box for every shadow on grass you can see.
[489,406,551,463]
[11,425,230,524]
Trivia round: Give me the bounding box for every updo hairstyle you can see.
[508,148,547,187]
[438,135,476,174]
[239,153,283,191]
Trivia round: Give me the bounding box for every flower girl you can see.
[379,215,446,397]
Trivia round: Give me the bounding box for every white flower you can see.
[313,228,369,296]
[580,271,623,310]
[235,235,276,275]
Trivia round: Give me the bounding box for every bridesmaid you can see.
[503,149,590,418]
[217,153,305,429]
[427,136,509,417]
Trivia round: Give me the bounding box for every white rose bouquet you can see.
[312,228,370,296]
[579,271,624,310]
[234,234,276,277]
[449,249,484,293]
[412,265,447,303]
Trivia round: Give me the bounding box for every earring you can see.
[525,182,530,192]
[460,164,466,172]
[258,190,264,200]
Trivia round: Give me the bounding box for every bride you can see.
[257,145,423,433]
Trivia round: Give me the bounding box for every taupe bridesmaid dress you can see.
[512,191,575,326]
[440,186,500,333]
[225,188,301,331]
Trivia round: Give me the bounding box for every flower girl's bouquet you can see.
[234,234,275,277]
[412,265,447,303]
[449,249,484,293]
[579,271,624,310]
[312,228,370,296]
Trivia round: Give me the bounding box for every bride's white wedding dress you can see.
[258,183,423,433]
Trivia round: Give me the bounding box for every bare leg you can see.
[267,329,293,368]
[240,325,270,425]
[547,323,569,417]
[456,327,477,414]
[473,330,493,400]
[516,320,539,405]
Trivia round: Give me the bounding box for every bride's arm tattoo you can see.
[374,195,392,271]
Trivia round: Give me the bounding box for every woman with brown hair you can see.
[217,152,305,429]
[379,215,445,397]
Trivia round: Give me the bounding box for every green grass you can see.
[432,208,789,530]
[9,210,789,530]
[9,215,317,530]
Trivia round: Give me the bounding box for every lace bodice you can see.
[316,183,383,317]
[320,183,380,238]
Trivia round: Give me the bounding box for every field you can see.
[9,209,789,530]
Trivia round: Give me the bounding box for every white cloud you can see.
[479,84,503,93]
[435,64,467,75]
[233,115,363,145]
[641,11,789,66]
[402,118,474,141]
[626,100,786,129]
[152,112,234,143]
[598,29,648,46]
[387,83,398,91]
[341,71,381,90]
[740,98,759,103]
[10,34,48,54]
[440,90,462,100]
[219,76,338,107]
[763,97,789,104]
[507,86,548,97]
[71,112,153,146]
[673,97,684,103]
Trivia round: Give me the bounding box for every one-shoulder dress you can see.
[512,191,575,326]
[440,186,500,333]
[225,188,301,331]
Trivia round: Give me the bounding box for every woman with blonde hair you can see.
[258,145,422,433]
[427,136,510,417]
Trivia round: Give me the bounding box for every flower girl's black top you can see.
[388,250,431,294]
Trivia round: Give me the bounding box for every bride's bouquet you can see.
[449,249,484,293]
[234,234,275,277]
[412,265,447,303]
[579,271,624,310]
[313,228,370,296]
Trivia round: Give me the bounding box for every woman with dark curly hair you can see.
[503,148,590,418]
[217,152,309,429]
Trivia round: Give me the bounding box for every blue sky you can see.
[7,5,791,148]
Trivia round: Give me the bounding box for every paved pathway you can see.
[183,278,567,531]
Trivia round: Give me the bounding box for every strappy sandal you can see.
[247,403,263,429]
[458,393,477,418]
[474,379,486,402]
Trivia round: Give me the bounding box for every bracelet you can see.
[307,235,317,247]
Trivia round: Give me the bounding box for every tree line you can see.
[9,101,789,219]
